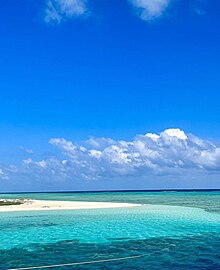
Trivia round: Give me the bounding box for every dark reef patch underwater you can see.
[1,234,220,269]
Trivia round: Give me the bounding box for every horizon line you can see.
[1,188,220,194]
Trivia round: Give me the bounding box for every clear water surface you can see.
[0,191,220,269]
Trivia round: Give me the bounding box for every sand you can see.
[0,199,140,212]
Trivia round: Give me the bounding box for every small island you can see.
[0,198,139,212]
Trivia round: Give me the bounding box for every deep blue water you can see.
[0,191,220,269]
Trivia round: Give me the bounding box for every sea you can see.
[0,190,220,269]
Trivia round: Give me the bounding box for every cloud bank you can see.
[1,129,220,188]
[44,0,88,23]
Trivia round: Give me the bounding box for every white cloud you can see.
[162,128,188,140]
[47,128,220,176]
[41,0,206,24]
[129,0,171,21]
[2,128,220,185]
[0,167,10,180]
[20,146,34,154]
[86,137,116,149]
[44,0,88,23]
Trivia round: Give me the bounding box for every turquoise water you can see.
[0,191,220,269]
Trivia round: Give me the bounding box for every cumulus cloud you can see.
[1,128,220,188]
[1,128,219,185]
[44,0,88,23]
[129,0,171,21]
[47,128,220,175]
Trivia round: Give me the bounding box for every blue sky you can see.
[0,0,220,191]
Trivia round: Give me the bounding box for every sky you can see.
[0,0,220,192]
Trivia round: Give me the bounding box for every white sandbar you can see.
[0,199,140,212]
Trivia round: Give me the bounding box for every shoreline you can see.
[0,199,140,212]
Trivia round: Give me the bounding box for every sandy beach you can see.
[0,199,140,212]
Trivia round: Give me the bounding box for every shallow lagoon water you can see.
[0,191,220,269]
